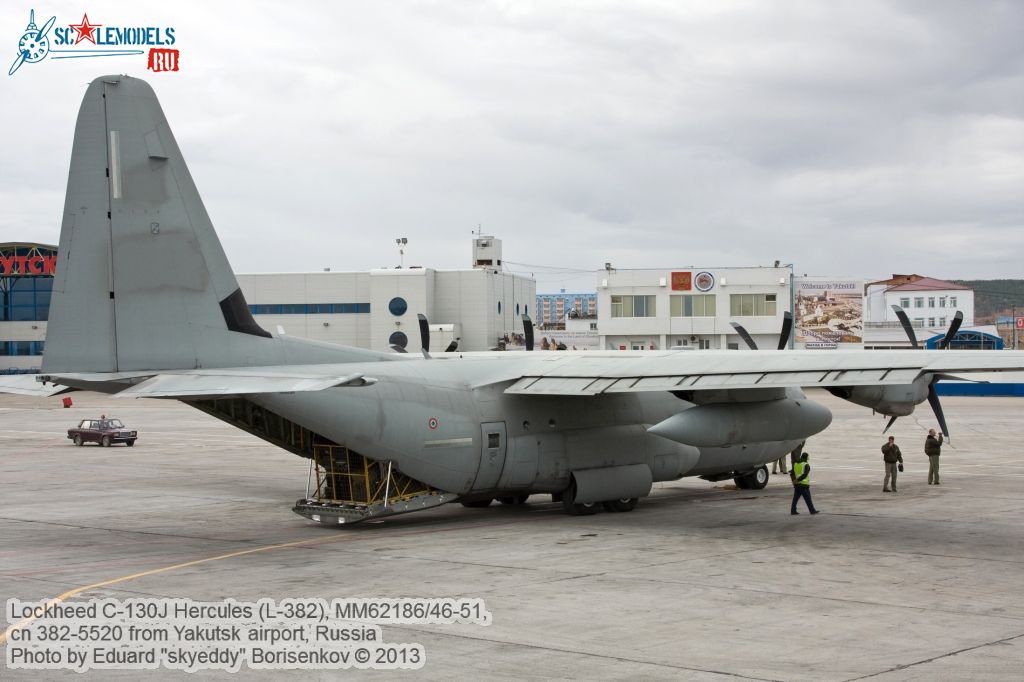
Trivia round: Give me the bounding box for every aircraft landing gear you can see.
[603,498,638,513]
[733,465,769,490]
[498,495,530,505]
[460,498,493,508]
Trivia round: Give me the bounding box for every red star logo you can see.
[68,13,102,45]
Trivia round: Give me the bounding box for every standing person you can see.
[789,452,819,515]
[925,429,943,485]
[772,456,788,475]
[881,436,903,492]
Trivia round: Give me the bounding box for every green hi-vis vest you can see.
[794,460,810,486]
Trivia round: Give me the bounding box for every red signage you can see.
[1016,317,1024,330]
[671,271,692,291]
[0,255,57,276]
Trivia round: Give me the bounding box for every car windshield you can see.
[101,419,125,429]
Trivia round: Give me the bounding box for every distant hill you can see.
[954,279,1024,323]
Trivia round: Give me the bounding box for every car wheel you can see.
[126,440,135,447]
[101,435,111,447]
[74,434,83,446]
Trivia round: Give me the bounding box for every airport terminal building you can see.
[236,236,535,354]
[596,266,797,350]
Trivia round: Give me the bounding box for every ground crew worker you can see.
[881,436,903,492]
[925,429,943,484]
[789,452,819,515]
[772,456,788,474]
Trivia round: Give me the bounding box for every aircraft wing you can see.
[500,350,1024,396]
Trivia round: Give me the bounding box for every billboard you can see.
[795,278,864,349]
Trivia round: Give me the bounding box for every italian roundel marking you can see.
[428,417,439,430]
[694,271,715,292]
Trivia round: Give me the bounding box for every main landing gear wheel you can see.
[603,498,638,513]
[734,465,769,490]
[498,495,530,505]
[561,481,599,516]
[460,498,493,508]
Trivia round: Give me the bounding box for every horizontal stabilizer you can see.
[0,375,69,397]
[112,370,377,398]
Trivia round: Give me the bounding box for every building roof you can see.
[885,276,970,292]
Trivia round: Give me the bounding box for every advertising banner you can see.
[795,278,864,349]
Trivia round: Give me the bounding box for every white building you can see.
[864,275,973,349]
[237,236,535,353]
[597,266,793,350]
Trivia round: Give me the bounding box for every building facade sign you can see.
[670,272,691,291]
[693,272,715,292]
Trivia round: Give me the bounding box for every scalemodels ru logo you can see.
[9,8,180,76]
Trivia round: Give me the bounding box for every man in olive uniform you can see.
[789,452,819,515]
[925,428,943,484]
[881,436,903,492]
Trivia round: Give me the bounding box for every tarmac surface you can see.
[1,389,1022,681]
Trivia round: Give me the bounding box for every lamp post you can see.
[395,237,407,268]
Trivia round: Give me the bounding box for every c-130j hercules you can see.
[4,75,1023,525]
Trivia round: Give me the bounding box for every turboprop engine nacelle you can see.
[828,376,930,417]
[648,398,833,448]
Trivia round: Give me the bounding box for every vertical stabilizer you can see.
[43,75,271,373]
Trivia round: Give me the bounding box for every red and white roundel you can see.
[428,417,439,430]
[694,271,715,292]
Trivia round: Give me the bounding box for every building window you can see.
[589,322,597,330]
[610,295,656,318]
[670,294,716,317]
[928,317,935,326]
[699,339,711,350]
[950,296,957,308]
[939,297,946,308]
[729,293,777,317]
[899,297,910,309]
[928,297,935,307]
[914,297,924,308]
[914,318,924,326]
[939,316,946,327]
[388,297,408,316]
[388,331,408,349]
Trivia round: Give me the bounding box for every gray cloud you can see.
[2,0,1021,286]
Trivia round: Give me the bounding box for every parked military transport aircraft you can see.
[4,75,1024,525]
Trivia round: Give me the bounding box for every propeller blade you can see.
[444,340,458,352]
[522,315,534,351]
[882,415,898,434]
[416,313,431,359]
[938,311,964,349]
[729,322,758,350]
[777,311,793,350]
[8,50,28,77]
[927,379,951,442]
[890,305,919,349]
[37,15,57,41]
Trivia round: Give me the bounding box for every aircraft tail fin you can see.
[43,75,273,373]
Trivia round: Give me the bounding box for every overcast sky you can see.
[2,1,1021,291]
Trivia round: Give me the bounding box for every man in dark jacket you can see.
[925,429,943,484]
[881,436,903,492]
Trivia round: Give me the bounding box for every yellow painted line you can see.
[0,533,345,646]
